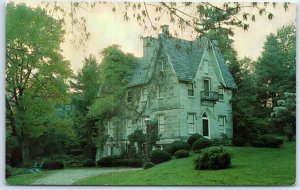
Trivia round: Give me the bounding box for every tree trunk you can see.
[21,137,30,167]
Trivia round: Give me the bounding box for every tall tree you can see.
[71,55,101,158]
[6,3,72,165]
[88,45,138,153]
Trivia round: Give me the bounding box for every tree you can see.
[71,55,101,158]
[255,24,296,107]
[6,3,72,166]
[87,45,138,153]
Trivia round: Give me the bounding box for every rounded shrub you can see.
[114,159,143,167]
[82,159,96,167]
[96,156,119,167]
[6,165,12,178]
[174,149,190,159]
[232,137,247,147]
[187,133,204,147]
[250,140,265,148]
[164,141,190,155]
[41,160,64,170]
[149,150,171,164]
[260,135,284,148]
[143,162,155,170]
[192,138,212,151]
[194,146,231,170]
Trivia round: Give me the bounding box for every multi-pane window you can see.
[187,83,194,96]
[158,115,165,133]
[218,87,224,100]
[126,119,132,136]
[187,113,196,134]
[127,90,133,103]
[204,60,209,74]
[141,117,146,134]
[141,143,146,155]
[161,59,167,71]
[141,88,148,101]
[107,121,113,137]
[218,116,226,134]
[158,84,165,98]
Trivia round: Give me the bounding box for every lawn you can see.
[6,170,58,185]
[74,141,296,186]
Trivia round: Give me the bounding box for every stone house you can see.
[100,25,237,158]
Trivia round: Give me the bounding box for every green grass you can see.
[6,170,58,185]
[74,141,296,186]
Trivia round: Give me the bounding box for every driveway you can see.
[32,168,141,185]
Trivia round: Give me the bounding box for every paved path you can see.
[32,168,141,185]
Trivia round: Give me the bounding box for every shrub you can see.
[164,141,190,155]
[41,160,64,170]
[232,137,247,147]
[187,133,203,147]
[192,138,212,151]
[143,162,155,170]
[250,140,265,148]
[195,146,231,170]
[149,150,171,164]
[96,156,120,167]
[174,149,190,159]
[82,159,96,167]
[260,135,284,148]
[114,159,143,167]
[6,165,12,178]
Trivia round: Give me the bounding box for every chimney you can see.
[161,25,169,34]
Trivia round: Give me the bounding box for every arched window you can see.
[202,112,209,138]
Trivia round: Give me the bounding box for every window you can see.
[218,116,226,134]
[141,117,146,134]
[127,90,133,103]
[187,83,194,96]
[126,119,132,136]
[158,115,165,133]
[158,84,165,98]
[218,87,224,100]
[187,113,196,134]
[161,59,167,71]
[204,60,209,74]
[202,112,209,138]
[142,143,146,155]
[141,88,148,101]
[107,121,113,137]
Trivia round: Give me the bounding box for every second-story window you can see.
[218,87,224,100]
[126,119,132,136]
[141,117,146,134]
[187,82,194,96]
[158,84,165,98]
[107,121,113,137]
[141,88,148,101]
[161,59,167,71]
[127,90,133,103]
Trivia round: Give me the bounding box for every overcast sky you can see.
[6,1,297,73]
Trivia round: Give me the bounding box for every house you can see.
[99,25,237,158]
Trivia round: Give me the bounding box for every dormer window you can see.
[161,59,167,71]
[204,60,209,74]
[187,82,194,96]
[141,88,148,101]
[127,90,133,103]
[158,84,165,98]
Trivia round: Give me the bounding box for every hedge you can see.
[192,138,212,151]
[174,149,190,159]
[164,141,190,155]
[187,133,204,147]
[41,160,64,170]
[149,150,172,164]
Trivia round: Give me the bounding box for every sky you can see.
[6,1,296,73]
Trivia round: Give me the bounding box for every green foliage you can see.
[82,159,96,167]
[187,133,204,147]
[96,156,142,167]
[41,160,64,170]
[164,141,190,155]
[194,147,231,170]
[232,137,246,147]
[192,138,212,151]
[250,135,284,148]
[128,129,146,155]
[143,162,155,170]
[149,150,172,164]
[174,149,190,159]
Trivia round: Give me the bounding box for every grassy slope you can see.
[74,142,296,186]
[6,170,58,185]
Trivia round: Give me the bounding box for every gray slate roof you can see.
[127,35,237,89]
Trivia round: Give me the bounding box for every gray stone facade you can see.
[99,25,237,158]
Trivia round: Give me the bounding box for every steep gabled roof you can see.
[127,34,237,89]
[160,35,208,81]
